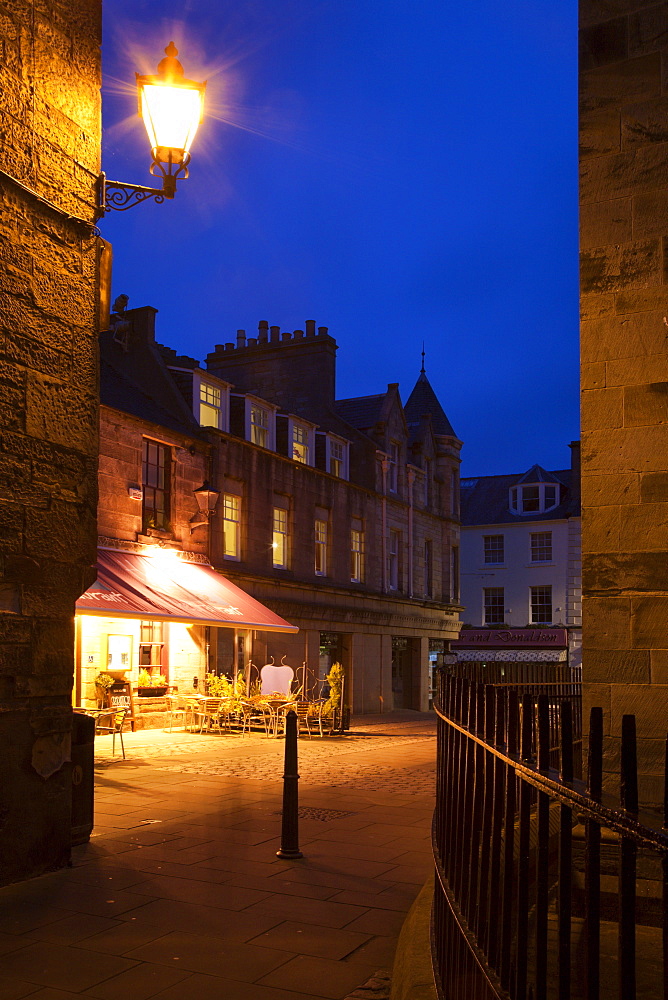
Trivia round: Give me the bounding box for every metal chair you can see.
[164,694,188,732]
[94,707,129,758]
[282,701,312,738]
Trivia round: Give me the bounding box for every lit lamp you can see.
[190,481,220,532]
[97,42,206,215]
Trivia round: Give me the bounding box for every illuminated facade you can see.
[99,306,463,715]
[0,0,102,883]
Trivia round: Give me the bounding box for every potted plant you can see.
[137,669,169,697]
[95,671,114,707]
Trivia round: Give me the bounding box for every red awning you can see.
[76,548,298,633]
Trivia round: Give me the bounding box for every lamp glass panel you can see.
[140,83,202,154]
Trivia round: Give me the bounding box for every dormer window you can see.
[292,422,310,464]
[198,378,229,431]
[327,436,348,479]
[510,483,560,515]
[251,404,269,447]
[244,397,277,451]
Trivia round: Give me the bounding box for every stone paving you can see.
[0,712,436,1000]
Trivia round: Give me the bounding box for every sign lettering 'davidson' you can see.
[452,628,567,649]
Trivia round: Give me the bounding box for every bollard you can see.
[276,709,303,859]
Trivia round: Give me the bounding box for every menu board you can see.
[108,680,136,731]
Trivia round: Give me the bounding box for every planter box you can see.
[137,687,168,698]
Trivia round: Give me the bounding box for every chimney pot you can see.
[236,329,246,348]
[294,329,304,339]
[270,325,280,342]
[225,342,234,351]
[215,344,225,353]
[318,326,328,337]
[248,337,257,347]
[282,331,292,341]
[305,320,316,337]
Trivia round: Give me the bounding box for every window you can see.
[273,507,289,568]
[292,423,309,464]
[351,524,365,583]
[315,518,328,576]
[139,621,164,673]
[142,439,170,531]
[424,540,433,598]
[510,483,560,515]
[250,404,269,447]
[329,439,344,477]
[388,528,401,590]
[484,588,505,625]
[483,535,504,564]
[531,531,552,562]
[530,585,552,624]
[388,442,399,493]
[223,494,241,560]
[199,381,221,429]
[451,545,460,602]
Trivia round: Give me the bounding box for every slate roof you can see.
[460,467,578,526]
[100,331,204,440]
[335,394,386,430]
[404,371,457,438]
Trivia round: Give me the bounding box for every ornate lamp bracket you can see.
[96,154,191,218]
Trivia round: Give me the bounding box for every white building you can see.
[455,443,581,673]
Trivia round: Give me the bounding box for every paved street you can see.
[0,712,436,1000]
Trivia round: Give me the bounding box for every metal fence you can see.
[432,668,668,1000]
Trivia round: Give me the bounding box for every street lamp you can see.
[97,42,206,216]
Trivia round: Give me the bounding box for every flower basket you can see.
[137,686,168,698]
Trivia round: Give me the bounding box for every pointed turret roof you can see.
[404,371,457,438]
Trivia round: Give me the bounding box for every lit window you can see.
[484,535,504,564]
[315,518,328,576]
[531,531,552,562]
[273,507,289,568]
[139,621,164,673]
[142,439,170,531]
[223,494,241,560]
[351,526,365,583]
[484,588,505,625]
[530,585,552,624]
[329,440,344,477]
[250,404,269,447]
[388,528,400,590]
[199,381,221,428]
[292,423,309,464]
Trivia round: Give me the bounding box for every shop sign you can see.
[452,628,567,649]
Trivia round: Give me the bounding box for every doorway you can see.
[392,636,420,710]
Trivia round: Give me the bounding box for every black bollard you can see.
[276,709,303,859]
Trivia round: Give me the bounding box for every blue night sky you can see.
[101,1,579,478]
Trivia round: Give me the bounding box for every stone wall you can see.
[580,0,668,806]
[0,0,101,881]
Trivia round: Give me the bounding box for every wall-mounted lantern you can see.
[97,42,206,216]
[190,481,220,531]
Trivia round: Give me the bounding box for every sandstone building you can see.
[80,305,462,716]
[580,0,668,805]
[0,0,102,882]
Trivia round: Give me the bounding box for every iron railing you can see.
[432,668,668,1000]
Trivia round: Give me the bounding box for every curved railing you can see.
[431,668,668,1000]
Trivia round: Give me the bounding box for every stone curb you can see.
[390,878,437,1000]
